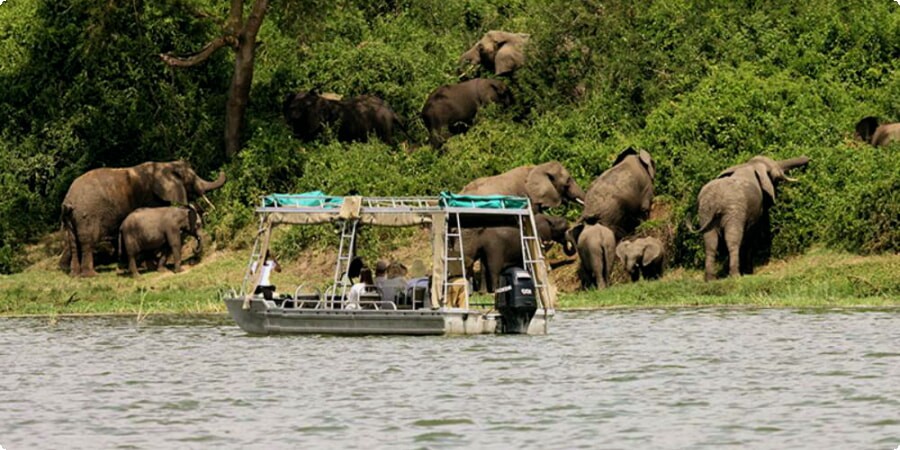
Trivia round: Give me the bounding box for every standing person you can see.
[374,260,389,285]
[347,267,375,310]
[252,250,281,300]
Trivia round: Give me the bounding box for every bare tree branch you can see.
[159,35,238,68]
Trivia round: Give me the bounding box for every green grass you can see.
[559,248,900,309]
[0,247,897,316]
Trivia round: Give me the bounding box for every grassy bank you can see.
[1,247,897,317]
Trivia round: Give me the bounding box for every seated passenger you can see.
[379,261,409,306]
[374,260,389,285]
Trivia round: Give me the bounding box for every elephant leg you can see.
[630,269,640,283]
[702,230,719,282]
[167,232,183,273]
[723,223,745,278]
[128,252,140,277]
[80,242,97,277]
[156,251,168,271]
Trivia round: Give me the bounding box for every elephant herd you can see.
[453,148,810,290]
[282,31,527,150]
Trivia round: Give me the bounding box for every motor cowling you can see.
[494,267,537,334]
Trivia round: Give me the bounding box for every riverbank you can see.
[0,247,897,316]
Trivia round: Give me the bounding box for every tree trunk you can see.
[224,0,268,159]
[161,0,269,160]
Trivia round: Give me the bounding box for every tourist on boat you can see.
[252,250,281,300]
[379,261,408,306]
[347,267,376,309]
[374,260,389,284]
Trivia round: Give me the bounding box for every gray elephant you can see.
[60,160,225,277]
[421,78,512,149]
[615,237,664,282]
[690,155,810,281]
[581,147,656,240]
[855,116,900,147]
[452,214,572,292]
[461,161,585,212]
[282,91,404,144]
[459,30,529,76]
[566,222,616,289]
[119,207,202,276]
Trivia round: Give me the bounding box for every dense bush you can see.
[1,0,898,273]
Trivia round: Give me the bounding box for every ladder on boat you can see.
[442,212,469,309]
[326,219,358,309]
[241,214,268,295]
[518,212,552,310]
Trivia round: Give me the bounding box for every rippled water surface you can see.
[2,310,899,449]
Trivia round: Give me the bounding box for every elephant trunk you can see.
[196,171,226,194]
[563,238,577,257]
[777,156,810,172]
[567,182,586,205]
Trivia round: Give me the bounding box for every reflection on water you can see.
[1,310,899,448]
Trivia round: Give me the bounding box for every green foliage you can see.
[1,0,899,274]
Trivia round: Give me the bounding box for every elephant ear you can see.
[642,239,662,264]
[566,222,586,247]
[153,165,188,205]
[639,149,656,179]
[754,165,776,201]
[615,241,629,262]
[495,45,525,75]
[525,164,562,210]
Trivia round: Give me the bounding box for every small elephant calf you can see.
[119,207,202,276]
[566,222,616,289]
[615,237,664,282]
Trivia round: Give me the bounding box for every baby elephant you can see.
[566,222,616,289]
[119,207,202,276]
[615,237,664,282]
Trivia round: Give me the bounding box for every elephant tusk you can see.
[201,195,216,211]
[784,176,798,182]
[575,198,585,206]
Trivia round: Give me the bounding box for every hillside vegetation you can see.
[0,0,898,275]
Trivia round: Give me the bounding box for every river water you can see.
[1,310,898,449]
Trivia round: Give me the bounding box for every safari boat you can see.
[223,192,556,335]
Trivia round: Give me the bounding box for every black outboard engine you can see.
[494,267,537,334]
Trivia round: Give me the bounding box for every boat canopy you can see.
[257,192,532,227]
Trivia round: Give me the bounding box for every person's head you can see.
[348,256,365,280]
[375,260,388,277]
[360,268,374,285]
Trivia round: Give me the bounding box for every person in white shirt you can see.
[346,267,374,310]
[252,250,281,300]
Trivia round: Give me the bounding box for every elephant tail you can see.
[684,212,716,234]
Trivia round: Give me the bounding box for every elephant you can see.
[459,30,530,76]
[421,78,512,149]
[451,213,572,293]
[460,161,585,212]
[119,207,202,276]
[690,155,810,281]
[282,91,404,144]
[615,237,664,282]
[565,222,616,289]
[854,116,900,147]
[581,147,656,240]
[60,160,226,277]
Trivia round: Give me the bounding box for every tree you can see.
[161,0,269,159]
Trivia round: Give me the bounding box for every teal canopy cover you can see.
[439,192,529,209]
[263,191,344,208]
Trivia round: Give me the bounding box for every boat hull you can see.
[224,298,551,336]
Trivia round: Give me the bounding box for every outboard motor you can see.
[494,267,537,334]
